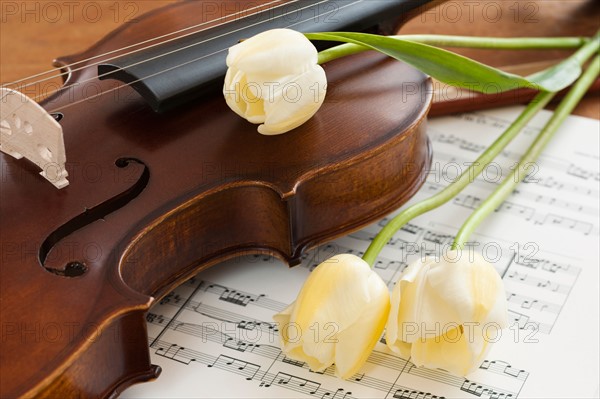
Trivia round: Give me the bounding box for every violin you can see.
[0,1,435,397]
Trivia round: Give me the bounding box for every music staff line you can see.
[505,270,571,295]
[506,292,561,314]
[450,192,595,236]
[147,312,281,358]
[202,281,285,312]
[506,310,551,334]
[164,300,280,335]
[431,131,600,184]
[149,286,527,399]
[149,338,352,398]
[428,135,600,199]
[149,331,522,399]
[162,279,287,314]
[513,255,579,276]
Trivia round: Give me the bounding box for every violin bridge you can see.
[0,88,69,189]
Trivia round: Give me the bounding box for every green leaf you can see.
[305,32,591,94]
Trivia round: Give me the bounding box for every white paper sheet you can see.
[123,107,600,399]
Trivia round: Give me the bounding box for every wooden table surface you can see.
[0,0,598,118]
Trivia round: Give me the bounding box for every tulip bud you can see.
[274,254,390,379]
[223,29,327,135]
[386,250,509,376]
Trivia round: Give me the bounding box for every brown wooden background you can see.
[0,0,598,118]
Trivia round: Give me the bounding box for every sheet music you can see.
[123,107,599,399]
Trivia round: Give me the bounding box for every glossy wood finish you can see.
[0,1,432,397]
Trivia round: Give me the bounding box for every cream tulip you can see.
[386,250,508,376]
[223,29,327,135]
[274,254,390,379]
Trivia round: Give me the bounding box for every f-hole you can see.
[39,158,150,277]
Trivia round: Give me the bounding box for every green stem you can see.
[571,30,600,65]
[361,90,555,267]
[452,56,600,249]
[315,35,590,65]
[392,35,589,49]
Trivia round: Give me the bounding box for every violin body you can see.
[0,1,432,397]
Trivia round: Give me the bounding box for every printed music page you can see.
[123,106,600,399]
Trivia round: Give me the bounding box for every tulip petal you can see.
[334,272,390,379]
[410,325,476,376]
[425,252,504,325]
[275,303,335,372]
[227,29,318,75]
[259,66,326,135]
[244,98,266,124]
[292,255,372,334]
[389,258,435,343]
[223,67,247,118]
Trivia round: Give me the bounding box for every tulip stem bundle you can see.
[360,31,599,266]
[453,56,600,249]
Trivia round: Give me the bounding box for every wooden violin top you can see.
[1,1,432,397]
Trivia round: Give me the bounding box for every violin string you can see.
[0,2,285,121]
[1,0,288,89]
[47,0,363,114]
[34,0,337,104]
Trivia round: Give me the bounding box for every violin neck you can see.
[98,0,431,113]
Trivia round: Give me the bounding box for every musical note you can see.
[423,230,454,246]
[401,223,424,235]
[221,289,260,306]
[373,259,405,270]
[282,356,306,368]
[567,163,599,181]
[460,380,485,396]
[204,283,266,306]
[503,365,527,380]
[536,214,594,235]
[454,194,482,210]
[159,292,173,305]
[479,360,529,381]
[506,292,560,314]
[497,201,535,221]
[268,372,322,395]
[433,132,486,152]
[514,256,578,275]
[238,320,258,330]
[392,388,441,399]
[506,270,569,294]
[387,237,412,251]
[508,311,531,329]
[155,344,193,365]
[146,313,157,323]
[223,338,256,353]
[208,355,260,381]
